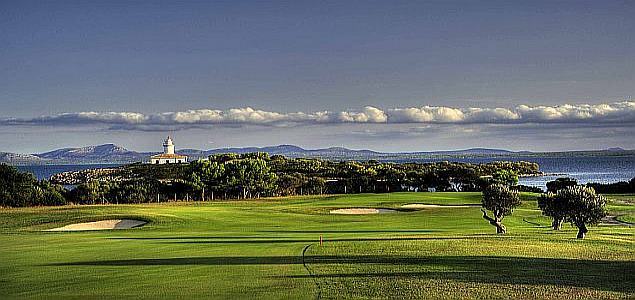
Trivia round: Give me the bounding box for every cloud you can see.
[2,101,634,130]
[516,102,635,123]
[336,106,387,123]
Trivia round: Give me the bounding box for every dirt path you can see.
[601,215,632,226]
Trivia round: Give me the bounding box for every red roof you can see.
[151,153,187,159]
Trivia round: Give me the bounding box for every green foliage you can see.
[546,177,578,193]
[482,184,521,220]
[546,186,607,238]
[224,158,277,198]
[0,164,66,207]
[4,154,543,205]
[68,180,116,205]
[491,170,519,186]
[586,177,635,194]
[537,193,567,230]
[112,179,161,204]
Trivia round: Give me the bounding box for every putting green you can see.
[0,192,633,299]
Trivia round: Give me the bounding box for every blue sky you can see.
[1,0,634,153]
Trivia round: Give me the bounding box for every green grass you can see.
[0,192,633,299]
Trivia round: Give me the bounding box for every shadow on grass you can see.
[259,230,440,234]
[109,230,441,241]
[109,235,503,244]
[47,255,633,293]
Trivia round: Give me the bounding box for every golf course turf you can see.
[0,192,633,299]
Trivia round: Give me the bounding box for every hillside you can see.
[1,144,633,165]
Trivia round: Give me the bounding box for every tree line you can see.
[4,154,539,206]
[0,164,66,207]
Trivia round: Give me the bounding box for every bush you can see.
[586,179,634,194]
[546,177,577,193]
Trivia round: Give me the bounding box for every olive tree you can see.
[481,184,521,234]
[537,193,567,230]
[551,186,606,239]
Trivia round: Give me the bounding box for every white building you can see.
[150,136,188,164]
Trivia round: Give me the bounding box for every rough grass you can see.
[0,192,633,299]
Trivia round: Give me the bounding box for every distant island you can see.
[1,144,633,165]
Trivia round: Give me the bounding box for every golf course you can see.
[1,192,633,299]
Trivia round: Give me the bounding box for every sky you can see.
[1,0,634,153]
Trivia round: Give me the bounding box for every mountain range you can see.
[0,144,631,165]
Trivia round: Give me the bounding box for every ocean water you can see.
[397,156,635,189]
[16,164,123,181]
[14,156,635,189]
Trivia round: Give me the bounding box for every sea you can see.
[16,164,123,181]
[398,155,635,189]
[15,156,635,190]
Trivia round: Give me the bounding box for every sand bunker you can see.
[46,219,147,231]
[330,208,396,215]
[401,203,479,209]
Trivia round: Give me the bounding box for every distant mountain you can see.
[34,144,148,164]
[1,144,633,165]
[38,144,132,159]
[412,148,516,156]
[198,145,381,158]
[0,152,46,164]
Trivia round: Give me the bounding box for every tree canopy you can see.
[481,184,521,234]
[543,186,607,239]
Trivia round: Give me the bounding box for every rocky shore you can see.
[49,168,122,185]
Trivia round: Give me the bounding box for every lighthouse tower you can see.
[163,136,175,154]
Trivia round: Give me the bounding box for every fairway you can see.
[1,192,633,299]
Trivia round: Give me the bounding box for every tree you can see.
[36,180,67,206]
[189,160,225,200]
[553,186,606,239]
[491,170,519,186]
[225,158,276,198]
[537,193,566,230]
[275,173,304,196]
[0,164,66,207]
[68,180,118,204]
[481,184,521,234]
[546,177,578,193]
[304,177,326,195]
[0,164,37,207]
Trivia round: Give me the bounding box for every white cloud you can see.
[2,101,634,130]
[335,106,387,123]
[516,101,635,123]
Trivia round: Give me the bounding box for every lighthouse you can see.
[163,136,175,154]
[149,136,187,164]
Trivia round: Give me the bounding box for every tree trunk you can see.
[576,223,588,239]
[552,218,564,230]
[481,209,506,234]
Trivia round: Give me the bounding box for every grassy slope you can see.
[0,192,633,299]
